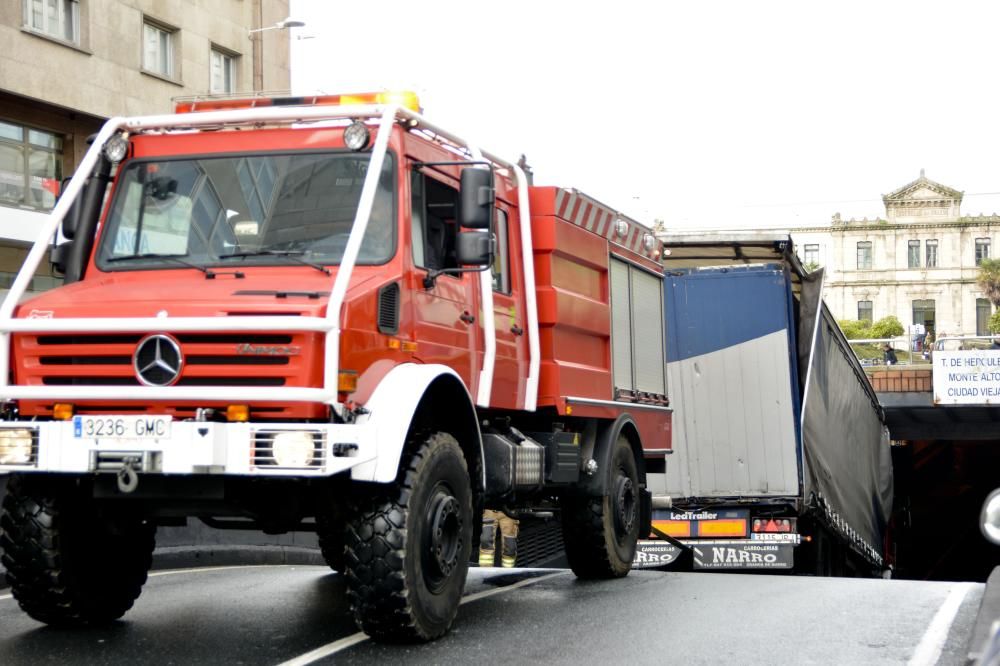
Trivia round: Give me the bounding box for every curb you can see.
[0,545,327,591]
[969,565,1000,662]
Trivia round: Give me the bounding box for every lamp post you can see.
[249,15,305,92]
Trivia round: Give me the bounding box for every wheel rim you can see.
[613,473,637,543]
[422,484,463,593]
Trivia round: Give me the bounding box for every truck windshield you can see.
[95,151,395,270]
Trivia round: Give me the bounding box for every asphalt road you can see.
[0,565,986,665]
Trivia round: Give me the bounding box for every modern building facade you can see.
[792,171,997,338]
[0,0,292,294]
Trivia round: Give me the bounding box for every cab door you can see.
[487,206,529,409]
[407,167,480,393]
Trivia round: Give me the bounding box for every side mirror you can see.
[456,231,492,266]
[982,488,1000,545]
[50,241,72,276]
[59,176,83,240]
[459,168,494,229]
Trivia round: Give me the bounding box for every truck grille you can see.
[15,332,323,418]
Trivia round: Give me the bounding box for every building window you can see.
[977,298,992,337]
[0,120,63,210]
[210,48,236,94]
[803,243,819,265]
[908,240,920,268]
[857,241,872,270]
[912,299,936,333]
[926,239,938,268]
[858,300,873,323]
[143,20,176,79]
[24,0,79,44]
[976,238,991,265]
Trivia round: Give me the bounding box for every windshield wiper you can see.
[221,250,331,275]
[106,253,244,280]
[108,253,215,277]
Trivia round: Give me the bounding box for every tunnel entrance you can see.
[891,438,999,582]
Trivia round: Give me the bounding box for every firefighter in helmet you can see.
[479,509,519,568]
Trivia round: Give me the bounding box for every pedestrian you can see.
[479,509,519,568]
[883,343,898,365]
[923,330,934,361]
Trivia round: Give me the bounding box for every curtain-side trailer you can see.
[637,234,893,576]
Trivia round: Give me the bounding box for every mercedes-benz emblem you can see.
[133,334,183,387]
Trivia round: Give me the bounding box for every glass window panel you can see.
[0,122,24,142]
[0,144,26,205]
[926,239,938,268]
[98,153,397,269]
[30,0,43,30]
[492,210,510,293]
[908,240,920,268]
[976,238,991,265]
[158,30,171,75]
[27,148,60,209]
[62,0,77,42]
[144,24,159,71]
[45,0,57,33]
[28,129,61,150]
[857,241,872,270]
[858,300,873,323]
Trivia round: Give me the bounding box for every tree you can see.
[989,310,1000,334]
[838,319,871,340]
[870,315,904,339]
[976,258,1000,307]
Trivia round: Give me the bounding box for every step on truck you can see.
[0,91,671,641]
[635,233,893,576]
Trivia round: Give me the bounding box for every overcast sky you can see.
[289,1,1000,230]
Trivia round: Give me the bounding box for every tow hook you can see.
[117,456,140,494]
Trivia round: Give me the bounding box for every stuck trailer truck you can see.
[636,235,893,575]
[0,91,671,641]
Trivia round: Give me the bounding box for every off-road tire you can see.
[316,510,347,573]
[345,432,472,642]
[561,435,640,579]
[0,475,156,627]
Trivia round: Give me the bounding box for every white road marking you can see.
[907,582,975,666]
[149,564,303,578]
[0,593,12,602]
[276,571,567,666]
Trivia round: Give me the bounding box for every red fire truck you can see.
[0,92,671,641]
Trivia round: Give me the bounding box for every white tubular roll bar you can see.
[0,101,541,412]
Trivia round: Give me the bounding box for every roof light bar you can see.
[174,91,422,115]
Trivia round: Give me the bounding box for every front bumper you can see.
[0,420,377,478]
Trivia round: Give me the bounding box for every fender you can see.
[350,363,484,488]
[577,412,652,532]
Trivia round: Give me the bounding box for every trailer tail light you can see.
[753,518,794,533]
[697,519,747,537]
[174,90,422,114]
[651,520,691,538]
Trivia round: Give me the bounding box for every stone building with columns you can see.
[792,171,998,338]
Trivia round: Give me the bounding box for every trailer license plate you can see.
[73,415,172,440]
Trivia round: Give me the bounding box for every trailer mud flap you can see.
[691,541,794,570]
[632,524,687,569]
[633,540,682,568]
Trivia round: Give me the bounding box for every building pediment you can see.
[883,170,963,205]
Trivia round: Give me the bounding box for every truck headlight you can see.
[271,431,316,468]
[0,429,34,465]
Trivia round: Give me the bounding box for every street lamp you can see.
[249,17,306,36]
[249,17,305,91]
